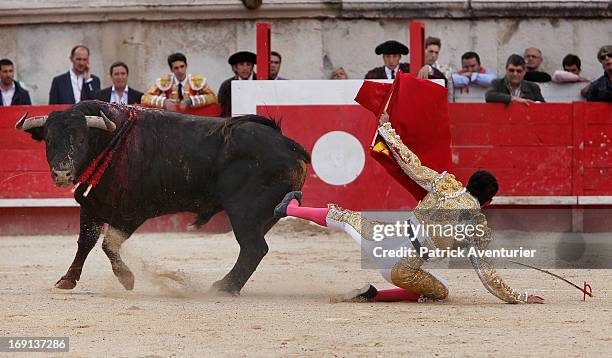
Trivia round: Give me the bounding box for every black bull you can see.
[16,100,309,295]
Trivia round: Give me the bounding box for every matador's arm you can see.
[467,215,527,304]
[377,121,439,191]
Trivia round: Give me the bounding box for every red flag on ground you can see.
[354,72,452,202]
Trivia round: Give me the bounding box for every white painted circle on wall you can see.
[311,131,365,186]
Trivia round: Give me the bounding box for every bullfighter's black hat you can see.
[228,51,257,65]
[375,40,409,55]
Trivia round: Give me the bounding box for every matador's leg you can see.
[275,191,329,226]
[276,191,425,302]
[389,259,449,300]
[275,191,381,251]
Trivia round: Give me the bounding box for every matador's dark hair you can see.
[167,53,187,68]
[467,170,498,206]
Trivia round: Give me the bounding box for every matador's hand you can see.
[379,112,390,126]
[417,65,430,79]
[163,99,177,112]
[526,294,545,304]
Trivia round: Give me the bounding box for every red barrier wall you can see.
[450,103,575,196]
[266,102,611,202]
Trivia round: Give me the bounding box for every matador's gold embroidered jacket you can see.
[377,122,527,303]
[141,74,218,109]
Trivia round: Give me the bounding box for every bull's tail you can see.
[283,136,311,164]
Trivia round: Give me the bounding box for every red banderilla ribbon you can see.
[583,281,593,301]
[509,260,593,301]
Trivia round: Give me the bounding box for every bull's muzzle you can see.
[51,169,74,187]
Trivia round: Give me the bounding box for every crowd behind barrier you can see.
[1,44,610,108]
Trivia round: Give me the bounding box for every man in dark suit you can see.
[364,40,410,79]
[0,58,31,106]
[218,51,257,117]
[486,54,545,105]
[49,45,101,104]
[586,45,612,102]
[96,62,143,105]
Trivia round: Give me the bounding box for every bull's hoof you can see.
[117,271,135,290]
[54,277,77,290]
[210,280,241,297]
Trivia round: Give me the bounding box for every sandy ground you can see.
[1,220,611,357]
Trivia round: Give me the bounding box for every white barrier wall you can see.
[233,80,588,115]
[232,79,446,116]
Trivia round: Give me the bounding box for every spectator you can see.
[49,45,101,104]
[96,62,143,105]
[552,54,590,83]
[330,67,348,80]
[0,58,31,106]
[416,37,447,85]
[218,51,257,117]
[486,54,545,105]
[523,47,552,82]
[141,52,217,112]
[364,40,409,79]
[452,51,496,88]
[586,45,612,102]
[269,51,286,80]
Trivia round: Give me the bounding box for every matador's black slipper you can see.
[335,284,378,302]
[274,191,303,217]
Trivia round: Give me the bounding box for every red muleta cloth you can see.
[355,72,453,202]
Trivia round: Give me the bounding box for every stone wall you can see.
[1,1,610,104]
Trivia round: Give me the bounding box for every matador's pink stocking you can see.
[286,200,329,227]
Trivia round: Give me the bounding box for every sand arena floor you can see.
[1,220,610,357]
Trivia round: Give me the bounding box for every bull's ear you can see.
[25,127,44,141]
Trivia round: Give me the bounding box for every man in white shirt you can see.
[96,62,143,105]
[49,45,101,105]
[0,58,31,106]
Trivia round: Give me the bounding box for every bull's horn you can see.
[14,112,28,130]
[16,113,48,131]
[85,113,116,132]
[99,111,117,132]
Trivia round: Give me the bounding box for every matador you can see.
[275,116,545,304]
[141,52,217,110]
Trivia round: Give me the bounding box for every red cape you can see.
[355,72,453,202]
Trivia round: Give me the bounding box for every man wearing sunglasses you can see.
[485,54,545,105]
[586,45,612,102]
